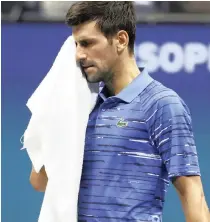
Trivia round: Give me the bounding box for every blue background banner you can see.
[2,23,210,222]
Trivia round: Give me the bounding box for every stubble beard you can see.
[86,68,114,84]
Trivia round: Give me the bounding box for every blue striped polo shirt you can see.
[78,68,200,222]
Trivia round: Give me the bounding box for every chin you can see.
[86,73,103,83]
[86,76,101,83]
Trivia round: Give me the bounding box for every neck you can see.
[105,55,140,96]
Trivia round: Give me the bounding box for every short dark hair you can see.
[66,1,136,53]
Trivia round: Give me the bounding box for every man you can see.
[30,2,210,222]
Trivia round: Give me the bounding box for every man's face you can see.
[73,21,118,83]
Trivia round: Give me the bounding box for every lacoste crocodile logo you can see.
[116,118,128,128]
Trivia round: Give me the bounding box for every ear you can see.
[116,30,129,53]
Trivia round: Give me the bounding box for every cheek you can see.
[97,55,114,69]
[91,44,117,68]
[99,48,117,64]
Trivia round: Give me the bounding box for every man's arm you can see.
[30,166,48,192]
[146,94,209,220]
[173,175,210,222]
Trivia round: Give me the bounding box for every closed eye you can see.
[80,40,90,47]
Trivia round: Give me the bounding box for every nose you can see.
[75,45,87,63]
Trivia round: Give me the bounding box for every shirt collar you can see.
[98,67,154,103]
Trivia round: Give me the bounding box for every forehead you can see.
[72,21,104,41]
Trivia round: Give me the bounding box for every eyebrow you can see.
[76,37,97,43]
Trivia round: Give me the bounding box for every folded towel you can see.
[23,35,99,222]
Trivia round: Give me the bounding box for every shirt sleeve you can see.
[146,94,201,180]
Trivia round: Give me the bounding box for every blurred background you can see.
[1,1,210,222]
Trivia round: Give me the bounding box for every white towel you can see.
[23,35,99,222]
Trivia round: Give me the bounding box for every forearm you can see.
[30,166,48,192]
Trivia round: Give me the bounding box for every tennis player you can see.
[30,2,210,222]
